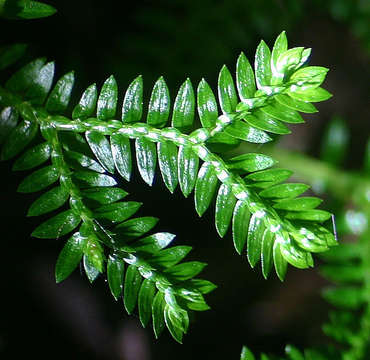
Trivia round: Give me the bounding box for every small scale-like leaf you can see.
[97,75,118,120]
[164,305,189,343]
[110,134,132,181]
[152,291,166,338]
[245,168,292,185]
[178,145,199,198]
[232,200,251,255]
[0,43,27,70]
[12,142,51,171]
[261,229,274,279]
[138,279,156,327]
[158,141,178,193]
[25,61,55,105]
[83,254,100,283]
[72,83,97,119]
[260,101,304,124]
[81,187,127,206]
[172,79,195,133]
[280,238,311,269]
[271,31,288,83]
[224,121,272,143]
[227,153,275,173]
[27,186,69,216]
[3,1,57,19]
[32,210,81,239]
[107,253,125,300]
[215,184,237,237]
[255,40,272,90]
[65,150,105,173]
[289,87,332,103]
[273,197,322,211]
[124,265,142,314]
[86,130,115,173]
[164,261,207,281]
[122,75,143,123]
[130,232,175,253]
[260,183,309,199]
[285,345,305,360]
[150,246,192,268]
[236,52,256,100]
[147,77,170,128]
[1,118,38,160]
[94,201,142,223]
[247,111,291,135]
[0,106,18,145]
[218,65,238,113]
[276,47,304,74]
[290,66,329,87]
[55,232,86,283]
[273,241,288,281]
[247,213,265,267]
[285,209,332,222]
[135,138,157,186]
[197,79,218,128]
[275,94,317,113]
[195,162,218,216]
[45,71,75,113]
[240,346,256,360]
[73,170,117,188]
[114,217,160,242]
[17,165,59,193]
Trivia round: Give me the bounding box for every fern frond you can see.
[0,31,336,284]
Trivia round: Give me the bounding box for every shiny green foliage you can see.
[0,0,56,20]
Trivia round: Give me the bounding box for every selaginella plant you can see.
[0,0,341,352]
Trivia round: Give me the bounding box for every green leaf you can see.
[72,83,97,119]
[285,209,332,222]
[152,291,166,338]
[32,209,81,239]
[25,61,54,105]
[271,31,288,83]
[122,75,143,123]
[83,254,100,283]
[178,145,199,198]
[172,78,195,133]
[158,140,178,193]
[247,111,291,135]
[0,43,27,70]
[130,231,175,253]
[164,261,207,282]
[197,79,218,128]
[73,170,117,188]
[289,87,332,102]
[285,345,305,360]
[247,213,265,267]
[60,132,91,154]
[164,304,189,343]
[290,66,329,88]
[85,130,115,173]
[260,183,309,199]
[273,241,287,281]
[320,116,349,167]
[187,279,217,295]
[94,201,142,223]
[0,107,18,145]
[195,162,218,216]
[227,153,275,173]
[114,217,160,242]
[259,101,304,124]
[6,58,46,93]
[150,246,192,268]
[81,187,127,206]
[280,237,311,269]
[65,150,105,173]
[1,0,57,19]
[322,286,364,309]
[245,168,292,186]
[215,184,237,237]
[27,186,69,216]
[45,71,75,113]
[147,77,170,128]
[275,94,317,113]
[224,121,272,143]
[17,165,59,193]
[55,232,86,283]
[218,65,237,113]
[1,118,38,160]
[97,75,117,120]
[273,197,322,211]
[110,134,132,181]
[240,346,256,360]
[236,52,256,100]
[255,40,272,90]
[124,264,142,314]
[12,142,51,171]
[135,138,157,186]
[138,279,156,327]
[261,229,274,279]
[276,47,304,74]
[232,200,251,255]
[107,253,125,300]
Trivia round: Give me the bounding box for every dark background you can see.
[0,0,369,359]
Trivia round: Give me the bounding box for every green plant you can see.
[2,2,369,359]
